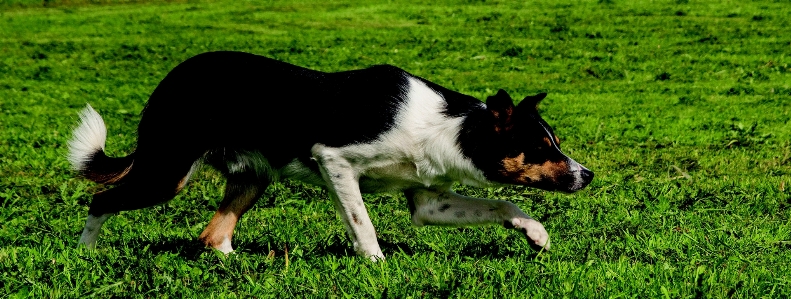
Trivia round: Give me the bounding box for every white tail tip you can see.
[68,104,107,171]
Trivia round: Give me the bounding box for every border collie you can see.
[68,51,593,260]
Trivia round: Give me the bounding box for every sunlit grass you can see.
[1,0,789,297]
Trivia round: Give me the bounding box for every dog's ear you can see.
[517,92,547,110]
[486,89,515,112]
[486,89,516,132]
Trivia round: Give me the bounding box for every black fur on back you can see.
[136,51,413,169]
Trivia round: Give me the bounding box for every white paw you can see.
[511,217,550,251]
[214,236,234,254]
[368,253,386,262]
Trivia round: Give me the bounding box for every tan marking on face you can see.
[554,135,561,145]
[543,137,553,147]
[500,153,569,184]
[501,153,541,183]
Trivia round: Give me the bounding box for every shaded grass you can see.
[1,0,790,297]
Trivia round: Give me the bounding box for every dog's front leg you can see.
[405,188,550,251]
[311,144,384,261]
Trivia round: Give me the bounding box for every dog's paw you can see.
[510,217,550,251]
[77,239,97,250]
[200,235,235,254]
[215,238,234,254]
[368,253,386,262]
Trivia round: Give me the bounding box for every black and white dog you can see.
[68,51,593,260]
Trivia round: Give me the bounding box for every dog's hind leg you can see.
[405,188,550,251]
[199,172,270,254]
[78,213,111,249]
[78,156,201,249]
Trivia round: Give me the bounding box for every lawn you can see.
[1,0,790,297]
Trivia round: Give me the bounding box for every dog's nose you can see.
[567,160,594,192]
[580,168,594,183]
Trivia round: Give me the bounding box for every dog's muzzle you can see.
[567,159,594,192]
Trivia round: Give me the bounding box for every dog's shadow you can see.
[135,237,536,261]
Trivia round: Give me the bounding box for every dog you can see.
[68,51,593,260]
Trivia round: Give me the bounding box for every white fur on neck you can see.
[324,77,490,190]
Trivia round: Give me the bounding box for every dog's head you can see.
[462,90,593,192]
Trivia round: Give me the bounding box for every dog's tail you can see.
[68,104,134,185]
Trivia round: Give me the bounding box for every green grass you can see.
[1,0,790,297]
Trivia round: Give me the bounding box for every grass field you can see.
[1,0,790,297]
